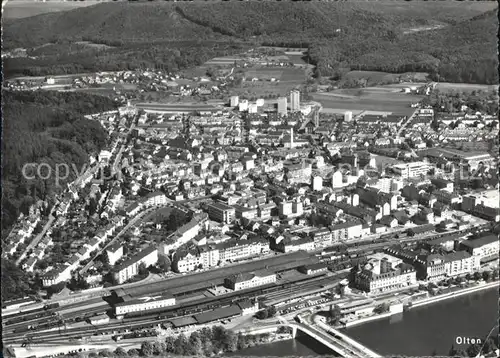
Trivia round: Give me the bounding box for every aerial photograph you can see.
[1,0,499,357]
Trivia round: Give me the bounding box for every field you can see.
[3,0,104,19]
[343,71,430,86]
[434,82,498,93]
[313,86,423,116]
[231,67,306,97]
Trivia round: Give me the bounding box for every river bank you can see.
[409,280,499,309]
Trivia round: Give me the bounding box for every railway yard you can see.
[2,222,492,348]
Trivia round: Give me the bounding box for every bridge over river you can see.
[237,317,381,358]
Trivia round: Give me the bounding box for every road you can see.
[15,215,55,265]
[79,205,163,275]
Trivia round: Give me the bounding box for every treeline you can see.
[421,89,499,115]
[2,91,116,238]
[4,41,247,78]
[1,259,32,302]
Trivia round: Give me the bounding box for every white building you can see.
[354,253,417,293]
[114,246,158,284]
[392,161,434,179]
[312,176,323,191]
[290,90,300,112]
[225,270,276,291]
[230,96,239,107]
[460,234,499,263]
[106,243,124,266]
[239,100,249,112]
[115,293,175,316]
[344,111,353,122]
[277,97,287,116]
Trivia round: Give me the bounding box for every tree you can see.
[127,349,139,356]
[473,271,482,281]
[157,255,171,272]
[173,333,188,355]
[138,262,148,276]
[329,304,342,324]
[267,306,277,318]
[188,331,204,356]
[164,336,176,353]
[98,350,112,357]
[152,342,165,356]
[256,309,268,320]
[466,344,481,357]
[114,347,128,357]
[483,337,498,353]
[482,270,491,282]
[140,341,153,356]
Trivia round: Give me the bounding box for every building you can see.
[392,161,434,179]
[115,292,175,316]
[230,96,239,107]
[460,234,499,263]
[239,100,249,112]
[354,253,417,293]
[89,314,110,325]
[277,97,288,116]
[312,176,323,191]
[224,270,276,291]
[299,262,328,275]
[237,300,259,316]
[207,202,236,224]
[344,111,353,122]
[106,243,123,266]
[114,246,158,284]
[387,247,481,281]
[290,90,300,112]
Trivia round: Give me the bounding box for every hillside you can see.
[1,91,116,238]
[2,1,498,83]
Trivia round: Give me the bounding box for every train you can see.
[4,310,54,326]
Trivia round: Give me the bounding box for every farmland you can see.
[232,67,306,98]
[313,86,424,116]
[434,82,498,93]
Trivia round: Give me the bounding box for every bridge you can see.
[238,317,381,358]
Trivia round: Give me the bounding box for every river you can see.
[227,287,498,356]
[345,287,499,356]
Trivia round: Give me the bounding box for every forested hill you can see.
[1,91,116,238]
[2,1,498,84]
